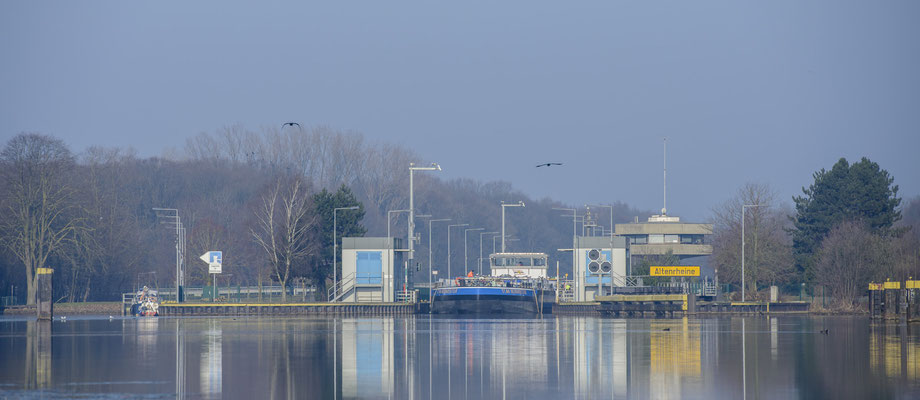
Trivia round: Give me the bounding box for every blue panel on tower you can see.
[356,251,382,284]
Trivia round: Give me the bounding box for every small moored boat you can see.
[131,286,160,317]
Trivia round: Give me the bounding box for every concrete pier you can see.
[595,294,690,317]
[36,268,53,320]
[159,302,418,316]
[870,280,920,322]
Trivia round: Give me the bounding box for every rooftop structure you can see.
[615,214,712,259]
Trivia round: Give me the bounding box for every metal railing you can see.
[396,290,417,304]
[328,272,356,302]
[125,285,316,306]
[558,280,576,302]
[609,273,643,287]
[1,296,19,307]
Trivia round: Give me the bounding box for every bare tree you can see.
[711,183,794,299]
[250,176,317,302]
[888,232,920,281]
[815,220,889,309]
[0,134,81,304]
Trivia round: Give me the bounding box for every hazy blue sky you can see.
[2,1,917,221]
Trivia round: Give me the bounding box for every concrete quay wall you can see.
[159,302,418,316]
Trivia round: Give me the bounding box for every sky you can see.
[2,1,918,221]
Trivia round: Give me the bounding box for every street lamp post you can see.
[447,223,468,280]
[387,209,409,302]
[153,208,183,302]
[741,204,763,302]
[408,163,441,273]
[479,231,499,275]
[333,206,360,298]
[428,218,451,289]
[501,201,525,252]
[464,228,484,274]
[554,207,578,300]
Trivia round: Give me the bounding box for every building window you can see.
[629,235,648,244]
[649,234,664,244]
[680,235,704,244]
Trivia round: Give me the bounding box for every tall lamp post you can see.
[428,218,451,288]
[333,206,360,292]
[387,209,409,301]
[447,223,468,280]
[741,204,763,302]
[464,228,484,274]
[479,231,499,275]
[153,208,184,302]
[554,207,578,300]
[501,201,525,252]
[408,163,441,272]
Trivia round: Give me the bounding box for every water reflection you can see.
[23,320,52,390]
[2,315,920,398]
[340,318,395,398]
[870,324,920,381]
[200,320,222,397]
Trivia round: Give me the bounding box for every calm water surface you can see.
[0,315,918,399]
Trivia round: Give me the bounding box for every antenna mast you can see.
[662,137,667,215]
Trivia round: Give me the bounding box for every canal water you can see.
[0,315,918,399]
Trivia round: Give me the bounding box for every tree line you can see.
[0,129,647,304]
[5,127,912,309]
[711,158,919,309]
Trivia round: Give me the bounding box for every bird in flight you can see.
[283,122,301,128]
[536,162,563,168]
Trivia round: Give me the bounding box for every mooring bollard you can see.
[907,280,920,322]
[884,281,900,320]
[36,268,53,320]
[869,283,884,319]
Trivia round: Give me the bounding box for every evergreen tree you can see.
[792,157,900,282]
[311,185,367,292]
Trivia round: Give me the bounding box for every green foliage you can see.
[792,157,901,282]
[311,185,367,285]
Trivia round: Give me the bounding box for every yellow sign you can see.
[884,281,900,290]
[650,266,700,277]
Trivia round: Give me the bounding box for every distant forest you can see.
[0,126,648,303]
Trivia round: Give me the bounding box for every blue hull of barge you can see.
[430,287,538,314]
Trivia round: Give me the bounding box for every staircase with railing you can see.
[327,272,356,302]
[609,272,643,287]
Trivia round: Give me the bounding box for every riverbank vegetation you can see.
[712,159,919,310]
[1,129,915,308]
[0,128,646,304]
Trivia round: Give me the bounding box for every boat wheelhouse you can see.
[488,252,548,278]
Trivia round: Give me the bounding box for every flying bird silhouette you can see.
[283,122,301,128]
[536,162,563,168]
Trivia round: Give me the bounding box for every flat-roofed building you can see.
[337,237,405,302]
[615,214,712,261]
